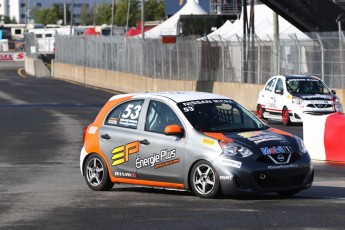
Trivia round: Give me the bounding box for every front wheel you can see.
[282,107,291,126]
[84,154,114,191]
[190,160,220,198]
[256,104,266,120]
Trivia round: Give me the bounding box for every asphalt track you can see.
[0,63,345,229]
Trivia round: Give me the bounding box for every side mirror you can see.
[331,89,337,95]
[275,89,283,95]
[164,125,184,137]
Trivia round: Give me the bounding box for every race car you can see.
[257,75,343,126]
[80,91,314,198]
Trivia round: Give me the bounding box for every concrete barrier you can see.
[304,112,345,162]
[52,63,263,111]
[24,56,51,78]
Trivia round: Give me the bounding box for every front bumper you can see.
[214,155,314,195]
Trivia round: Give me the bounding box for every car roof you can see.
[282,75,319,80]
[109,91,229,103]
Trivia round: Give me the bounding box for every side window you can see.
[145,100,182,134]
[265,78,277,91]
[275,78,284,93]
[105,100,143,129]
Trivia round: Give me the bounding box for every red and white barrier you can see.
[0,52,25,61]
[303,112,345,161]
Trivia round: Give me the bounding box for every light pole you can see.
[141,0,144,39]
[70,0,74,35]
[126,0,131,34]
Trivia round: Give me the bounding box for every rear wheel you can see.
[190,160,220,198]
[282,107,291,126]
[256,104,266,120]
[84,154,114,191]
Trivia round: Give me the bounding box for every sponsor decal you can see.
[88,126,98,134]
[202,138,215,146]
[0,53,24,61]
[221,159,242,168]
[119,104,142,128]
[181,99,233,112]
[260,146,293,155]
[238,131,264,138]
[112,141,139,166]
[114,171,137,178]
[136,149,178,169]
[108,118,118,125]
[300,95,331,100]
[267,164,299,170]
[247,135,283,144]
[220,175,233,181]
[238,131,283,144]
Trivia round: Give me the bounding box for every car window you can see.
[178,99,267,132]
[265,78,277,91]
[275,78,284,93]
[145,100,182,134]
[105,100,144,129]
[286,78,330,94]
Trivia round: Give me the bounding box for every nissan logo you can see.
[277,154,285,162]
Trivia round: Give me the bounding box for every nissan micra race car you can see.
[257,75,343,126]
[81,91,313,198]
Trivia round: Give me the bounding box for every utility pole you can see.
[141,0,144,39]
[273,12,279,75]
[70,0,74,35]
[111,0,114,36]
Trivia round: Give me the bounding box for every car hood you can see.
[205,128,297,155]
[291,93,334,101]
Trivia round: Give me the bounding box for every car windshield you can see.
[286,78,330,94]
[177,99,268,132]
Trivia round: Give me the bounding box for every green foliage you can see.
[145,0,165,21]
[33,4,63,25]
[115,0,140,27]
[80,4,92,25]
[95,3,116,25]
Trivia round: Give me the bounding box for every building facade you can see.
[0,0,116,24]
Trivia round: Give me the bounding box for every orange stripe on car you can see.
[113,178,185,189]
[204,132,234,142]
[269,127,294,137]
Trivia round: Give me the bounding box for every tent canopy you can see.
[140,0,207,39]
[204,4,309,42]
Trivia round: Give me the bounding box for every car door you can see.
[99,99,144,179]
[273,78,286,114]
[136,100,186,184]
[262,77,278,114]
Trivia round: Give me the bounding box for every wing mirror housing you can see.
[164,125,184,137]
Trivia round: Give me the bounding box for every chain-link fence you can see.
[54,31,345,88]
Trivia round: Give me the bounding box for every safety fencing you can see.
[53,32,345,89]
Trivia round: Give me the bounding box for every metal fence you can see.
[53,31,345,89]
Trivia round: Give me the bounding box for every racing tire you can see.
[190,160,221,198]
[282,107,291,126]
[84,154,114,191]
[256,104,266,120]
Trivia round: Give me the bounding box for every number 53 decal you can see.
[122,104,142,120]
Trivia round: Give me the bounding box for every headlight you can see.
[292,96,303,105]
[219,141,253,158]
[295,136,307,153]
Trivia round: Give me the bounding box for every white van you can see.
[28,28,57,53]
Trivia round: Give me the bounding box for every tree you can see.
[145,0,165,21]
[80,4,92,25]
[114,0,140,27]
[95,3,115,25]
[33,4,63,25]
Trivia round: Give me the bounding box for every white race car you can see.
[257,75,343,126]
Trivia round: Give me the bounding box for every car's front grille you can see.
[306,103,333,109]
[255,174,306,189]
[256,153,301,164]
[253,170,308,189]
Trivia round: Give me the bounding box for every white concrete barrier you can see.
[304,112,345,161]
